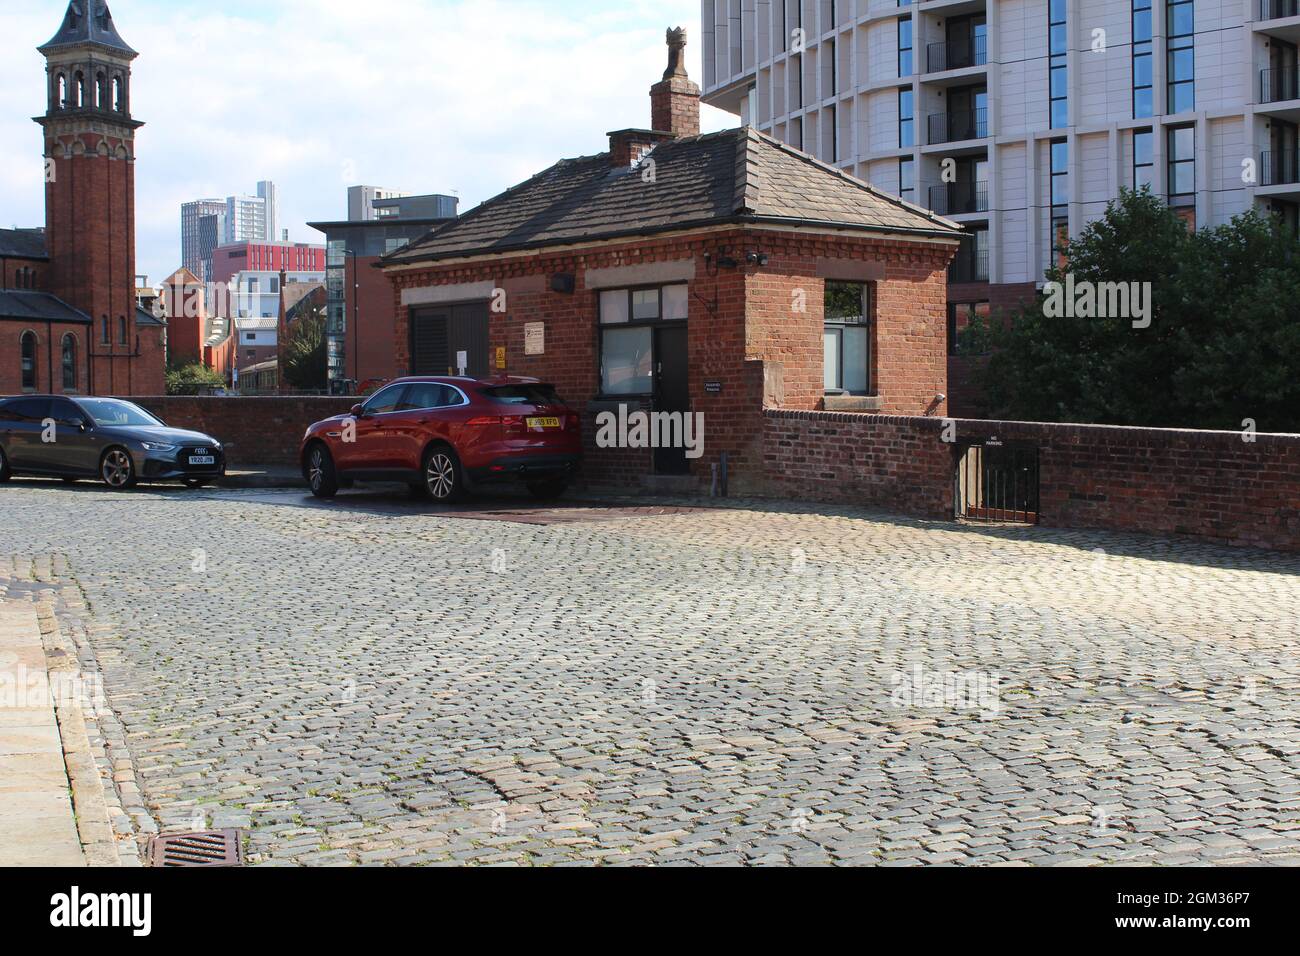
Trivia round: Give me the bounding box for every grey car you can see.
[0,395,225,490]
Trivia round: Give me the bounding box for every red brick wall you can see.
[0,322,93,396]
[126,396,356,468]
[762,409,1300,551]
[350,254,403,384]
[2,257,47,291]
[385,227,955,489]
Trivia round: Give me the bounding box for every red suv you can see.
[300,376,581,502]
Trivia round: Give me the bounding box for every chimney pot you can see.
[650,26,701,139]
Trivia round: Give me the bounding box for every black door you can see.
[410,302,490,377]
[653,325,689,475]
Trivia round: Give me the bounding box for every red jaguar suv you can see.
[300,376,581,502]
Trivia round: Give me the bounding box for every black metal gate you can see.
[955,442,1040,524]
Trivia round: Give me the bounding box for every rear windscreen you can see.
[482,385,565,406]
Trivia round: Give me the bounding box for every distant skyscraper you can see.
[257,180,278,240]
[181,199,226,279]
[225,194,268,244]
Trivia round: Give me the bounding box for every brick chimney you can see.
[608,128,672,168]
[650,27,700,139]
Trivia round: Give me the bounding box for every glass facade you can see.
[1133,0,1154,118]
[1049,0,1068,128]
[1167,0,1195,114]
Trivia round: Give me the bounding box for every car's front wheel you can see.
[100,448,137,490]
[0,445,11,483]
[420,446,463,503]
[306,444,339,499]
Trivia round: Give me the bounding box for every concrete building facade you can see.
[701,0,1287,351]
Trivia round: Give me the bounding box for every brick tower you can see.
[36,2,158,394]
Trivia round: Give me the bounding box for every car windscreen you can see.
[77,399,164,428]
[481,384,565,407]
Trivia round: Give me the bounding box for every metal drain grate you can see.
[147,830,244,867]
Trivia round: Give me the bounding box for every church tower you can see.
[36,1,143,383]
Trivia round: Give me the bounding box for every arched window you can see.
[61,334,77,391]
[113,76,124,113]
[57,74,67,109]
[96,73,106,109]
[75,72,85,108]
[20,331,37,391]
[101,316,110,344]
[118,316,128,345]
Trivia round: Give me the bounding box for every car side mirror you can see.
[350,404,365,418]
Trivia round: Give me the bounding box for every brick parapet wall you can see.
[123,396,356,469]
[763,409,1300,551]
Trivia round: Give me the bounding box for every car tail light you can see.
[467,415,529,434]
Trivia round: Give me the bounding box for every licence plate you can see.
[526,417,561,429]
[189,456,215,466]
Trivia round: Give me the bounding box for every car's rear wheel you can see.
[420,446,463,503]
[526,477,570,501]
[0,445,11,483]
[306,444,339,499]
[100,448,137,490]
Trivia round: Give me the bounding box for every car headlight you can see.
[141,442,178,452]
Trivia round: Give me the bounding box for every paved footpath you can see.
[0,603,83,866]
[3,481,1300,866]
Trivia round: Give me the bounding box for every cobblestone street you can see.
[4,481,1300,866]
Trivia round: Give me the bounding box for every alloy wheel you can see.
[309,448,325,492]
[425,452,456,500]
[102,450,132,488]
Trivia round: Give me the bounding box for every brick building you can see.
[0,2,165,398]
[381,27,962,491]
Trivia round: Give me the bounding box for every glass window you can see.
[61,334,76,390]
[78,398,162,427]
[118,316,128,344]
[1167,0,1194,114]
[362,383,407,415]
[399,383,462,410]
[1133,0,1154,119]
[599,289,629,324]
[899,88,914,148]
[1134,128,1154,189]
[898,16,913,77]
[1168,125,1195,201]
[899,157,915,203]
[824,282,872,396]
[20,331,37,390]
[600,326,653,395]
[1050,0,1068,128]
[662,284,689,320]
[631,288,660,321]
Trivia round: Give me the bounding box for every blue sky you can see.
[1,0,735,285]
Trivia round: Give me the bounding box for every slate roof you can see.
[40,1,137,57]
[386,127,960,266]
[0,290,90,324]
[136,306,165,327]
[0,228,48,260]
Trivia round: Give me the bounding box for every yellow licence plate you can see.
[527,417,561,429]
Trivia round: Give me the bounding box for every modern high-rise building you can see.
[701,0,1280,331]
[257,180,278,240]
[347,185,408,221]
[181,199,226,280]
[180,180,279,281]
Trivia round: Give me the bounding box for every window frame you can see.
[20,330,38,391]
[361,383,409,416]
[1133,128,1155,190]
[61,333,77,391]
[596,282,689,399]
[1049,0,1068,129]
[898,15,913,77]
[898,87,915,148]
[1050,138,1070,268]
[823,281,875,397]
[1166,0,1195,115]
[1167,123,1196,207]
[1132,0,1154,118]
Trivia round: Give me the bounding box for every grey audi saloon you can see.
[0,395,225,490]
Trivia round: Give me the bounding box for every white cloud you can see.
[0,0,736,285]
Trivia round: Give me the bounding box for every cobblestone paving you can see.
[4,481,1300,866]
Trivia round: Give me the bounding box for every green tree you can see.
[281,306,327,391]
[165,362,225,396]
[964,188,1300,432]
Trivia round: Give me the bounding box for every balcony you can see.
[1261,67,1300,104]
[1261,149,1300,186]
[926,35,988,74]
[928,108,988,145]
[1261,0,1300,20]
[950,250,990,284]
[928,182,990,216]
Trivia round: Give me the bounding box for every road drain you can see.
[147,830,244,867]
